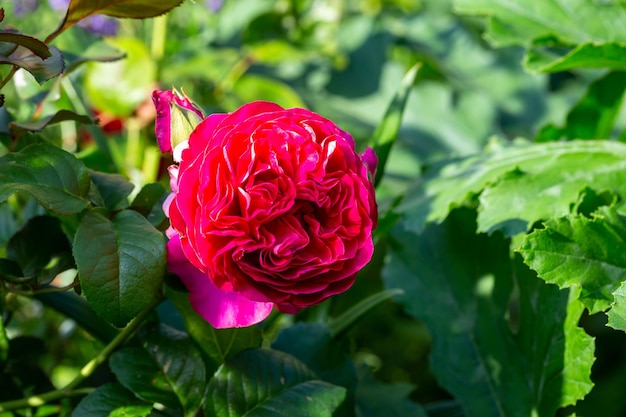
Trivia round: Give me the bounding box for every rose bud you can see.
[152,88,204,154]
[155,94,377,328]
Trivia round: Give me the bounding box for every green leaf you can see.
[536,71,626,141]
[48,0,186,41]
[165,284,262,369]
[205,348,346,417]
[453,0,626,71]
[109,324,206,414]
[399,140,626,236]
[384,208,594,416]
[7,215,73,282]
[519,206,626,314]
[0,142,90,215]
[369,64,419,187]
[0,46,64,84]
[89,170,134,211]
[130,182,167,227]
[0,31,51,59]
[355,367,427,417]
[525,42,626,73]
[9,110,96,139]
[72,383,152,417]
[0,312,7,363]
[73,209,165,327]
[83,38,156,118]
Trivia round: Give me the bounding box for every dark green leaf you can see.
[0,31,51,59]
[0,313,7,363]
[73,209,165,327]
[519,206,626,314]
[0,142,90,215]
[7,215,73,282]
[400,140,626,236]
[205,348,346,417]
[272,323,356,391]
[48,0,186,41]
[9,110,96,139]
[369,64,419,187]
[0,46,64,84]
[109,324,206,414]
[536,71,626,141]
[89,170,134,211]
[72,383,152,417]
[355,367,427,417]
[165,284,262,369]
[384,208,594,416]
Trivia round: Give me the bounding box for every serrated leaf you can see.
[369,64,419,186]
[536,71,626,142]
[453,0,626,71]
[48,0,186,42]
[0,142,90,215]
[109,324,206,414]
[73,209,165,327]
[0,46,64,84]
[72,383,152,417]
[525,42,626,73]
[7,215,72,281]
[384,208,594,416]
[9,110,96,139]
[400,140,626,236]
[89,170,134,211]
[0,31,51,59]
[205,348,346,417]
[165,284,262,369]
[607,281,626,331]
[519,206,626,313]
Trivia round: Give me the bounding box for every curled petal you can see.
[167,235,273,328]
[361,147,378,181]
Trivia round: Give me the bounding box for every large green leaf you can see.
[519,206,626,314]
[525,42,626,73]
[109,324,206,415]
[536,71,626,142]
[355,368,427,417]
[47,0,186,42]
[384,208,594,417]
[0,142,90,215]
[72,383,152,417]
[205,348,346,417]
[73,209,165,327]
[453,0,626,72]
[89,170,134,211]
[400,140,626,236]
[165,284,262,370]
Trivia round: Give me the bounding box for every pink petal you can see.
[361,147,378,181]
[167,235,273,328]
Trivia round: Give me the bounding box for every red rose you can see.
[157,95,377,328]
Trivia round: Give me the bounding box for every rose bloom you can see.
[154,91,377,328]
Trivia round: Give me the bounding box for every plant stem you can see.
[0,297,162,412]
[0,66,18,91]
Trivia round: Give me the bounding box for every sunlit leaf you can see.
[519,206,626,314]
[9,110,95,139]
[0,45,64,84]
[0,142,90,215]
[400,140,626,236]
[47,0,186,42]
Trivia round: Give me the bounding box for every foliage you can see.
[2,0,626,416]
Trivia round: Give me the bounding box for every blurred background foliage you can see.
[2,0,625,415]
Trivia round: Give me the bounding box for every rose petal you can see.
[360,147,378,181]
[152,89,204,154]
[167,235,273,328]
